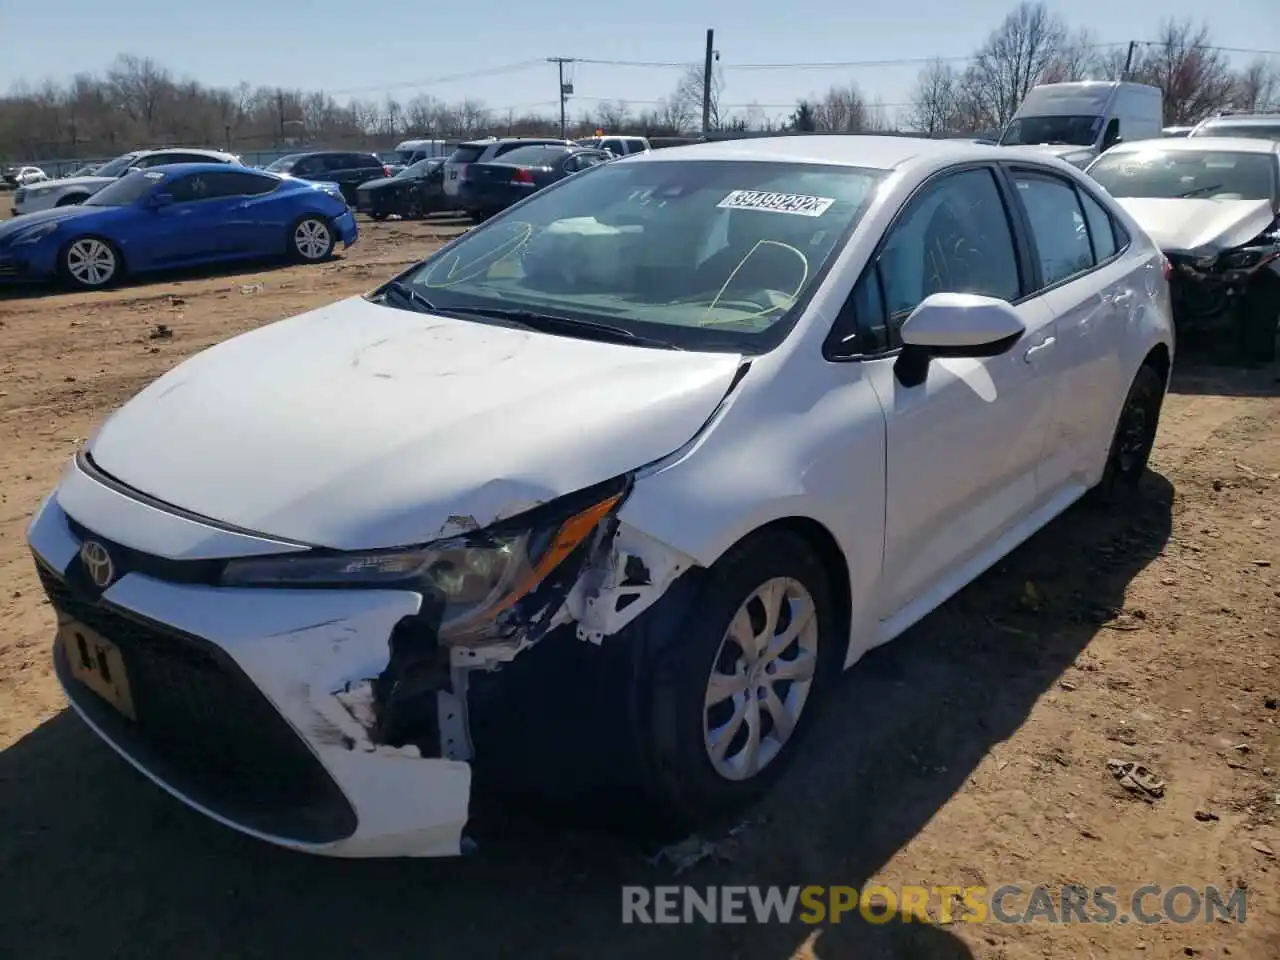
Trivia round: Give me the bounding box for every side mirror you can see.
[148,192,174,209]
[894,292,1025,388]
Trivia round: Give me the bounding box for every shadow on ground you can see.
[1167,357,1280,398]
[0,255,325,302]
[0,475,1173,959]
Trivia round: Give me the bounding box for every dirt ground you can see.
[0,207,1278,960]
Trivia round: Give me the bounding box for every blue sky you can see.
[2,1,1277,124]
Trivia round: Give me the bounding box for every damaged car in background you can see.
[1086,137,1280,362]
[29,136,1174,858]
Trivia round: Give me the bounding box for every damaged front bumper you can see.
[28,458,702,857]
[1167,241,1280,341]
[29,491,472,858]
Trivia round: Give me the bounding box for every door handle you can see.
[1023,336,1056,362]
[1108,290,1134,308]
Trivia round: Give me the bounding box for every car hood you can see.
[28,174,114,193]
[358,176,400,191]
[1112,197,1276,254]
[0,204,107,238]
[86,296,744,551]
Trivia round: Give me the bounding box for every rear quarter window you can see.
[449,146,487,164]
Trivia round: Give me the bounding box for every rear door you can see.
[1003,164,1147,495]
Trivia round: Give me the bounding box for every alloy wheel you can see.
[65,238,117,287]
[293,219,332,260]
[702,576,819,781]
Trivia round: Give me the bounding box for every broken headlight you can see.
[219,483,626,644]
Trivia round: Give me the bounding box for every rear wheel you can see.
[1089,364,1164,504]
[289,216,335,262]
[60,237,121,290]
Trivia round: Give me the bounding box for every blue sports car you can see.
[0,163,358,290]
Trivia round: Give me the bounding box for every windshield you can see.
[93,153,144,178]
[1191,122,1280,141]
[1088,148,1278,203]
[266,155,301,173]
[394,159,883,352]
[1000,115,1101,147]
[85,169,165,206]
[398,158,440,178]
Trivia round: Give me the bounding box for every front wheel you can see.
[641,528,837,828]
[289,216,335,262]
[60,236,121,290]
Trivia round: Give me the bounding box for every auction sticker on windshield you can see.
[717,190,835,217]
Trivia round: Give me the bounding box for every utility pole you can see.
[701,29,715,137]
[276,88,285,146]
[547,57,575,139]
[1122,40,1138,80]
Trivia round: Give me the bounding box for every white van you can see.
[999,81,1164,168]
[393,139,451,165]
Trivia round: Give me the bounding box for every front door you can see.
[853,166,1059,617]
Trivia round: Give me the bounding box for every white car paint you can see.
[28,135,1174,858]
[11,165,49,186]
[1085,136,1280,255]
[13,148,239,214]
[1111,197,1275,254]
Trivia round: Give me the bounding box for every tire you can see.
[640,528,839,829]
[55,193,87,207]
[1089,363,1165,504]
[59,236,122,290]
[370,212,387,222]
[289,216,336,263]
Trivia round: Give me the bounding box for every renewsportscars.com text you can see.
[621,884,1248,925]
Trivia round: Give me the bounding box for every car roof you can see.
[1197,114,1280,124]
[135,147,236,160]
[459,137,571,148]
[141,162,274,175]
[1102,136,1280,156]
[285,150,376,158]
[628,134,1054,171]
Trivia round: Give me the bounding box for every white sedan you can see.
[28,135,1174,858]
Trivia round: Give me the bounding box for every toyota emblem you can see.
[79,539,116,589]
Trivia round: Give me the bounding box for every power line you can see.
[326,60,544,96]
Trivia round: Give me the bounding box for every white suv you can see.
[577,135,651,157]
[12,148,241,216]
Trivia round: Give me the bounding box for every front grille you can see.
[38,562,357,845]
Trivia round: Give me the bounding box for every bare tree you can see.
[1232,58,1280,112]
[964,1,1068,128]
[105,55,172,136]
[1130,20,1237,124]
[672,63,725,131]
[593,99,631,132]
[906,59,962,135]
[810,83,869,132]
[1041,27,1102,82]
[743,101,767,131]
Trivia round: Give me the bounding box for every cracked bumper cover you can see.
[28,487,472,858]
[28,458,699,857]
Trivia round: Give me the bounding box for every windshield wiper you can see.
[1179,184,1224,198]
[456,306,682,350]
[374,279,437,313]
